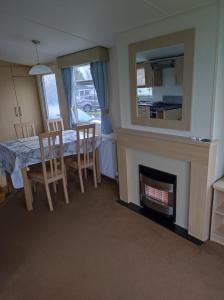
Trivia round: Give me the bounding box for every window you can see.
[136,64,153,104]
[137,87,153,103]
[137,67,146,86]
[42,74,61,119]
[73,64,101,128]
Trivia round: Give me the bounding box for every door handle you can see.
[14,107,18,117]
[18,106,22,117]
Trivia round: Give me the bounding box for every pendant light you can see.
[29,40,52,75]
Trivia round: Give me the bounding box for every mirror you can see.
[129,29,195,130]
[136,44,184,121]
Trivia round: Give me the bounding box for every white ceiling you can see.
[0,0,215,65]
[136,44,184,62]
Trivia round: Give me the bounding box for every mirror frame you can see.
[129,29,195,130]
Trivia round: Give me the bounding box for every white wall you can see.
[153,68,183,103]
[114,3,219,138]
[108,47,121,129]
[211,0,224,180]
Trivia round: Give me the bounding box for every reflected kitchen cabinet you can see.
[175,57,184,86]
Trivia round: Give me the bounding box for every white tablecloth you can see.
[0,130,101,188]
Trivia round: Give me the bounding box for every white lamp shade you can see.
[29,64,52,75]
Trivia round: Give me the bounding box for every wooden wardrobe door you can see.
[13,76,44,135]
[0,67,20,141]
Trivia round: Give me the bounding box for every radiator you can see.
[99,134,117,179]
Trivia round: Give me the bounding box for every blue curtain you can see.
[90,61,113,134]
[61,67,77,127]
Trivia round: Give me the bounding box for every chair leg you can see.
[93,165,97,189]
[78,168,84,193]
[84,168,87,179]
[45,183,53,211]
[62,178,69,204]
[53,182,57,193]
[64,168,68,186]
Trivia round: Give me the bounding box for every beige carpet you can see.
[0,176,224,300]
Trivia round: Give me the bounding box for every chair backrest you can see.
[46,118,64,132]
[39,131,65,180]
[14,122,36,139]
[76,123,96,167]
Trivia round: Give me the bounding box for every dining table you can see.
[0,130,102,211]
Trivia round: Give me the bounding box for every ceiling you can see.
[136,44,184,62]
[0,0,215,66]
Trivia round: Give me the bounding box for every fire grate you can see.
[139,165,176,223]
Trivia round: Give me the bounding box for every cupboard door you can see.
[0,67,20,141]
[13,76,44,135]
[175,57,184,86]
[144,62,154,87]
[144,62,163,87]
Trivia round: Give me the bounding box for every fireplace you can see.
[139,165,176,223]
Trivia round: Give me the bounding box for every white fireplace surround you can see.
[116,128,218,241]
[126,149,190,229]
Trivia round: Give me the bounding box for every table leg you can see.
[21,167,34,211]
[5,172,14,193]
[95,148,101,183]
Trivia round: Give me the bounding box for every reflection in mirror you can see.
[136,44,184,121]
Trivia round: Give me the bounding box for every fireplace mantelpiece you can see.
[116,128,218,241]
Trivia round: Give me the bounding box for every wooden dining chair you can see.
[66,123,97,193]
[28,130,69,211]
[46,118,64,132]
[14,122,36,139]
